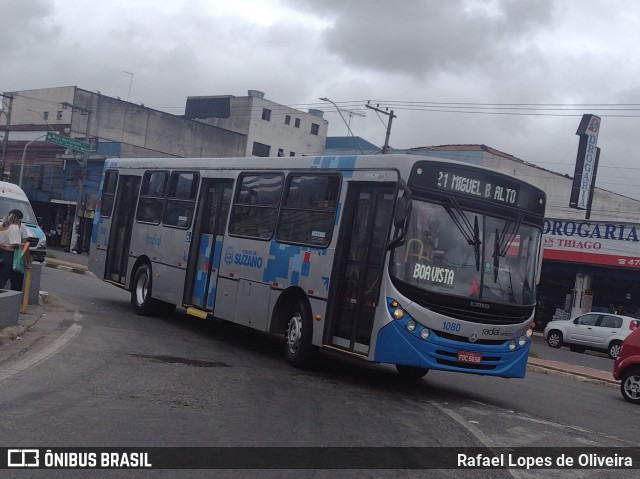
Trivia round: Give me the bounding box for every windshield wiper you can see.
[444,198,482,271]
[492,214,524,281]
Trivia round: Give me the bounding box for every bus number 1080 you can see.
[442,321,461,332]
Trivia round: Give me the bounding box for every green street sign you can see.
[45,131,91,153]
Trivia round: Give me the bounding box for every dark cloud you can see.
[3,0,640,199]
[0,0,59,61]
[286,0,555,78]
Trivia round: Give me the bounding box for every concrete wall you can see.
[4,87,249,159]
[1,86,75,128]
[85,92,247,158]
[241,96,328,157]
[197,94,328,157]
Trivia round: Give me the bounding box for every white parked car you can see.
[543,312,640,359]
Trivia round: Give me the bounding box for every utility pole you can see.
[365,102,397,154]
[1,92,14,176]
[62,99,93,253]
[319,97,365,154]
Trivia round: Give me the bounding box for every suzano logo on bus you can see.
[224,247,263,268]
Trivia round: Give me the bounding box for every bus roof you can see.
[102,154,545,198]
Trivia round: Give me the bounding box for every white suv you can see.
[544,312,640,359]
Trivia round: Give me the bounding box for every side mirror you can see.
[387,180,412,250]
[394,196,409,228]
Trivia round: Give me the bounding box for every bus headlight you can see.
[508,339,517,351]
[526,328,533,337]
[393,308,405,320]
[518,335,527,347]
[406,320,416,332]
[420,328,430,340]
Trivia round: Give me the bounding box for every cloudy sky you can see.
[3,0,640,200]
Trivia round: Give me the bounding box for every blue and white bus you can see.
[89,154,546,378]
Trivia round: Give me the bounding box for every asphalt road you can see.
[0,266,638,478]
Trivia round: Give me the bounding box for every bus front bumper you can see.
[374,320,530,378]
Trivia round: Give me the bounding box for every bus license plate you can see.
[458,351,482,364]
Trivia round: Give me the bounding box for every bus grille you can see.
[416,301,529,325]
[435,330,504,345]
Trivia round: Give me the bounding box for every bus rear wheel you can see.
[284,300,317,368]
[396,364,429,378]
[132,263,155,316]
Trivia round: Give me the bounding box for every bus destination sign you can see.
[408,162,545,215]
[436,170,519,205]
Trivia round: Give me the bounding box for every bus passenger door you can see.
[328,183,396,355]
[186,180,233,312]
[105,175,140,284]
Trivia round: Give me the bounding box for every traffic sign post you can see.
[45,131,91,153]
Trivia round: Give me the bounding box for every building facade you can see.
[1,86,327,252]
[184,90,328,158]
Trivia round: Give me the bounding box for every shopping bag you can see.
[12,244,26,273]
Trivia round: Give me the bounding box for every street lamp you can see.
[19,134,46,187]
[27,109,56,132]
[319,97,365,154]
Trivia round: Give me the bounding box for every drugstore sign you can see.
[543,219,640,268]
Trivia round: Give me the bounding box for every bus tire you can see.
[132,263,155,316]
[284,299,317,368]
[395,364,429,378]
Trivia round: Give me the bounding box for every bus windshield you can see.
[390,200,541,306]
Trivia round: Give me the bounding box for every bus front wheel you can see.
[132,263,155,316]
[284,300,317,368]
[396,364,429,378]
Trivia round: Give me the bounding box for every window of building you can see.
[43,112,49,120]
[285,115,291,125]
[252,142,271,157]
[137,171,168,224]
[262,108,271,121]
[100,170,118,218]
[277,148,284,157]
[294,118,301,128]
[163,172,199,228]
[229,174,283,239]
[289,152,296,157]
[276,175,340,247]
[310,123,319,135]
[56,111,63,120]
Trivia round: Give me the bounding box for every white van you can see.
[0,180,47,262]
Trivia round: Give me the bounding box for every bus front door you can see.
[105,175,140,284]
[329,183,395,355]
[186,180,233,312]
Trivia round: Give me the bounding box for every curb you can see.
[527,362,618,388]
[43,260,94,277]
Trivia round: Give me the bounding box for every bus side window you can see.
[163,172,198,228]
[136,171,168,224]
[100,170,118,218]
[229,174,283,239]
[276,175,340,247]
